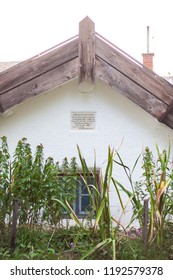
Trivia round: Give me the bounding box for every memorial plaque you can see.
[71,111,96,130]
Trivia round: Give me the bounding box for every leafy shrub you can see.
[0,136,78,228]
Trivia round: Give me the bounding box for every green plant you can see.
[0,136,79,228]
[112,152,143,227]
[12,138,34,224]
[113,144,173,246]
[1,136,173,259]
[142,145,173,244]
[42,156,78,225]
[0,136,12,233]
[54,146,118,260]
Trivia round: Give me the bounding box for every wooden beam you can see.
[78,16,95,93]
[0,58,78,113]
[0,38,78,95]
[96,57,167,120]
[96,36,173,106]
[161,109,173,130]
[158,100,173,122]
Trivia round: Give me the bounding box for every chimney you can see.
[142,26,154,70]
[142,53,154,70]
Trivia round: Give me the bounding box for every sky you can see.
[0,0,173,76]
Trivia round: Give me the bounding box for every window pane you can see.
[75,173,99,216]
[81,185,89,194]
[81,196,90,212]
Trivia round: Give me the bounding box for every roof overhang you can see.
[1,17,173,129]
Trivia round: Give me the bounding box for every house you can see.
[1,17,173,225]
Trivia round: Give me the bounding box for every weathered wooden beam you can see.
[158,99,173,123]
[161,108,173,130]
[0,58,78,113]
[96,57,167,120]
[96,36,173,105]
[0,38,78,95]
[78,16,95,93]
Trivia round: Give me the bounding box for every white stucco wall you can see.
[1,78,173,226]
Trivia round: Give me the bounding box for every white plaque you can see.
[71,111,96,130]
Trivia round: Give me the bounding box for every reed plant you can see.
[142,144,173,244]
[112,144,173,246]
[78,145,117,259]
[54,145,119,259]
[112,152,143,227]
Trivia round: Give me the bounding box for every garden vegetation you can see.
[0,136,173,259]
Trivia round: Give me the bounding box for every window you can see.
[75,176,94,217]
[59,169,101,218]
[74,170,101,217]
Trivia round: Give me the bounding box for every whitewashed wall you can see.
[1,78,173,226]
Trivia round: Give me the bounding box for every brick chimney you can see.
[142,53,154,70]
[142,26,154,70]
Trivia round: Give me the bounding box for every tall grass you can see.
[112,144,173,246]
[54,145,119,259]
[78,145,117,259]
[112,152,143,227]
[143,144,173,244]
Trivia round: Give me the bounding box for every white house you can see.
[1,17,173,225]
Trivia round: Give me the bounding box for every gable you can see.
[0,17,173,130]
[1,75,173,227]
[1,78,171,157]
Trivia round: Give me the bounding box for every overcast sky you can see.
[0,0,173,76]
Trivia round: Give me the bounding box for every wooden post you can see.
[78,16,95,93]
[10,198,19,254]
[143,198,148,250]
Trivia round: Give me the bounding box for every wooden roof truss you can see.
[0,17,173,129]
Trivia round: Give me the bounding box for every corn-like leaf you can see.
[65,199,84,228]
[112,238,116,260]
[113,179,133,199]
[148,194,155,243]
[52,198,83,229]
[52,198,69,213]
[111,216,126,233]
[111,177,125,212]
[94,198,106,230]
[130,153,141,175]
[156,181,165,208]
[80,238,112,260]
